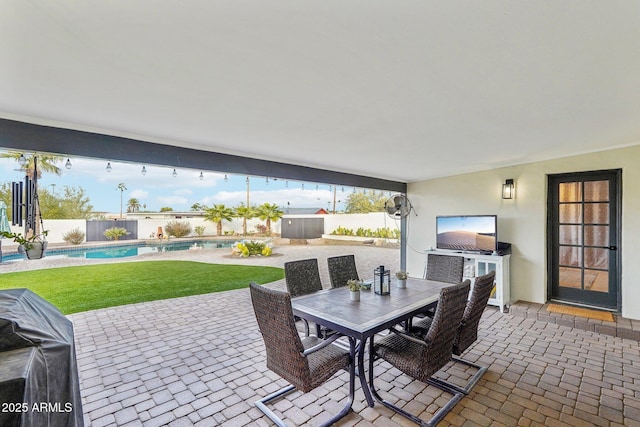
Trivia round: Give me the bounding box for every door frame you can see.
[546,169,622,312]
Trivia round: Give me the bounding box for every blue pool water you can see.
[2,240,235,262]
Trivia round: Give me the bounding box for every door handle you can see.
[608,246,617,250]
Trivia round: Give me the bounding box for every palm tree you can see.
[116,183,127,219]
[127,198,141,213]
[234,203,256,236]
[204,204,235,236]
[0,151,62,179]
[256,203,284,236]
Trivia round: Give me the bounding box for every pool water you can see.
[2,240,235,262]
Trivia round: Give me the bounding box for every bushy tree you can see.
[344,190,388,213]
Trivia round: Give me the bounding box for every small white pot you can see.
[350,290,360,301]
[397,279,406,289]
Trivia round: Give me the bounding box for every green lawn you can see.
[0,261,284,314]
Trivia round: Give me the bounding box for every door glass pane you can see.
[584,181,609,202]
[559,267,583,289]
[559,225,582,245]
[585,203,609,224]
[559,246,581,267]
[585,269,609,293]
[584,225,608,247]
[560,182,582,202]
[560,204,582,223]
[584,248,608,269]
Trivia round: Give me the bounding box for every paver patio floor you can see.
[63,244,640,426]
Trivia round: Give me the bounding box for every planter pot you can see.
[397,279,407,289]
[350,290,360,302]
[22,241,47,260]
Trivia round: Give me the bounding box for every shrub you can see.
[104,227,130,241]
[165,220,192,238]
[233,240,272,257]
[62,228,85,245]
[255,224,267,235]
[194,225,206,237]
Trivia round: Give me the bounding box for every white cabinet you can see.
[431,251,510,312]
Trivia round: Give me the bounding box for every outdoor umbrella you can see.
[0,201,11,262]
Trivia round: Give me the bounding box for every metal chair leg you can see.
[369,348,465,427]
[428,355,488,395]
[255,342,355,427]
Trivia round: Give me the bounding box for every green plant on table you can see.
[347,279,361,292]
[395,271,408,280]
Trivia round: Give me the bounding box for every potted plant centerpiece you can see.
[0,230,48,260]
[395,271,408,288]
[347,279,361,301]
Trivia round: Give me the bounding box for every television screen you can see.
[436,215,497,253]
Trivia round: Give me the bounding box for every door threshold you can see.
[549,299,617,313]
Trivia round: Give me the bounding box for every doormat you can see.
[547,304,614,322]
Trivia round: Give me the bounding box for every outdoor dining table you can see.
[291,277,454,407]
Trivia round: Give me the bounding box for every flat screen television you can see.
[436,215,497,254]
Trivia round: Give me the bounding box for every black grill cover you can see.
[0,288,84,427]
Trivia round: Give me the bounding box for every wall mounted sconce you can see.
[502,179,515,199]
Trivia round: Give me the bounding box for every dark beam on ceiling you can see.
[0,118,406,193]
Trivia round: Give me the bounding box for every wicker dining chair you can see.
[412,271,496,395]
[369,280,471,427]
[425,253,464,283]
[249,282,355,427]
[327,254,359,288]
[284,258,324,337]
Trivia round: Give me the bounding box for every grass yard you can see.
[0,261,284,314]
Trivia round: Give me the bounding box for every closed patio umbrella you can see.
[0,201,11,263]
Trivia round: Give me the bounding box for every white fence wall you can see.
[3,213,396,247]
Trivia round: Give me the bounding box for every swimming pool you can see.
[1,239,235,262]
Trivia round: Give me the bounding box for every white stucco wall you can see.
[407,144,640,319]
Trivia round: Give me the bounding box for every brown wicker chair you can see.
[249,282,355,427]
[412,271,495,394]
[425,253,464,283]
[284,258,324,336]
[327,254,359,289]
[369,280,471,426]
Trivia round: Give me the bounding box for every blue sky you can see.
[0,151,353,213]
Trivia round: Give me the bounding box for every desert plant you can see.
[62,228,85,245]
[233,240,272,257]
[104,227,129,241]
[165,220,192,238]
[255,224,267,235]
[194,225,206,237]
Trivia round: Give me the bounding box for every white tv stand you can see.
[427,250,510,312]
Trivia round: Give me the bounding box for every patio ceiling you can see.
[1,1,639,184]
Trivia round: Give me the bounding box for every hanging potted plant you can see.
[1,230,48,260]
